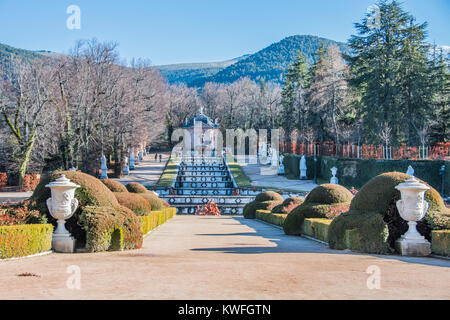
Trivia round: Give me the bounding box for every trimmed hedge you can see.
[114,192,152,216]
[126,182,148,193]
[255,191,283,202]
[0,224,53,259]
[255,210,287,227]
[302,218,332,242]
[102,179,128,192]
[140,207,177,235]
[243,200,282,219]
[138,192,166,211]
[79,205,143,252]
[431,230,450,257]
[283,153,449,197]
[328,172,450,254]
[31,171,120,247]
[283,184,352,236]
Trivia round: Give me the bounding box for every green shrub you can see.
[255,210,287,226]
[255,191,283,202]
[271,197,304,214]
[243,200,282,219]
[302,218,332,242]
[138,192,166,211]
[283,184,352,235]
[431,230,450,256]
[126,182,148,193]
[140,207,176,235]
[102,179,128,192]
[79,205,143,252]
[328,172,450,254]
[114,192,152,216]
[109,228,124,251]
[0,224,53,259]
[31,171,120,247]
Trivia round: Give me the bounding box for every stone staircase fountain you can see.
[157,155,259,214]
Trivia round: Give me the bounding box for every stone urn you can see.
[395,177,431,256]
[123,156,129,175]
[299,156,307,180]
[46,175,80,253]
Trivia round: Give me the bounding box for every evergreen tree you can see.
[347,0,432,145]
[280,51,309,142]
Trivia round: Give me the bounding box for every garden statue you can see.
[299,156,307,180]
[395,177,431,256]
[100,154,108,179]
[46,175,80,253]
[69,167,77,171]
[278,154,285,175]
[330,167,338,184]
[123,156,129,175]
[129,148,135,170]
[406,165,414,177]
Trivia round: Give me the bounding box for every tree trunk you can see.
[18,132,36,189]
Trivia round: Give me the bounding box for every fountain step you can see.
[180,172,229,176]
[174,206,246,215]
[177,176,232,182]
[174,182,232,188]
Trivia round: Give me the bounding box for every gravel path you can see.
[1,215,448,300]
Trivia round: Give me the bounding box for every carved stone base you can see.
[52,234,76,253]
[395,238,431,256]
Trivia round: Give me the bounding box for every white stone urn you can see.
[330,167,338,184]
[100,154,108,179]
[278,154,285,175]
[395,177,431,256]
[299,156,307,179]
[46,175,80,253]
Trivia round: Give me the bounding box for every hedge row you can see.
[282,154,449,196]
[255,210,287,227]
[255,210,450,256]
[0,224,53,259]
[140,207,176,235]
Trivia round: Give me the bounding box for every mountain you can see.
[159,35,352,87]
[156,55,250,84]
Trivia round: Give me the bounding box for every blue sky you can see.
[0,0,449,65]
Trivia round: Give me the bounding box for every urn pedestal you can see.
[46,175,80,253]
[394,177,431,256]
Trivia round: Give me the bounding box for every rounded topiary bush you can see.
[102,179,128,193]
[114,192,152,216]
[31,170,120,247]
[255,191,284,203]
[138,192,166,211]
[243,195,282,219]
[283,184,352,236]
[126,182,148,193]
[272,197,304,214]
[79,205,143,252]
[328,172,450,254]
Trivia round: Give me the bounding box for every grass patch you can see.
[157,155,179,187]
[226,155,252,188]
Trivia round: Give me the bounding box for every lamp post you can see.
[45,175,80,253]
[395,177,431,256]
[440,165,445,197]
[313,156,317,184]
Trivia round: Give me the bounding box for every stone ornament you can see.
[406,165,414,176]
[330,167,338,184]
[100,154,108,179]
[395,177,431,256]
[278,154,285,175]
[46,175,80,253]
[299,156,307,180]
[129,148,135,170]
[123,156,129,175]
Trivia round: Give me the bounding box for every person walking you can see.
[159,154,162,162]
[154,153,158,162]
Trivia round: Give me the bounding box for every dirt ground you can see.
[0,215,449,300]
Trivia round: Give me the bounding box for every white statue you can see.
[330,167,338,184]
[278,154,285,175]
[129,149,135,170]
[299,156,307,179]
[100,154,108,179]
[406,165,414,177]
[123,156,129,175]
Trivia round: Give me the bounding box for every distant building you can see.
[182,108,220,155]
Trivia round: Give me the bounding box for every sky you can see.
[0,0,449,65]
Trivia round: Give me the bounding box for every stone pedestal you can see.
[395,238,431,256]
[52,233,76,253]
